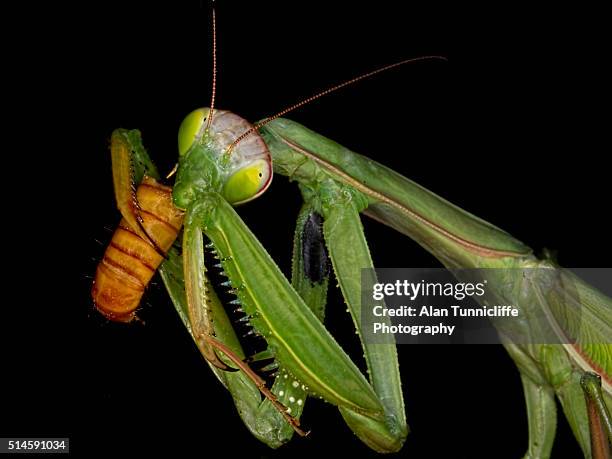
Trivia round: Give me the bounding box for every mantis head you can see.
[173,108,273,209]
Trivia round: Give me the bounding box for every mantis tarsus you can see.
[91,5,611,457]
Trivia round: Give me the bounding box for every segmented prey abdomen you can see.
[92,177,184,322]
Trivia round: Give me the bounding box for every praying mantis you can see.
[91,5,611,458]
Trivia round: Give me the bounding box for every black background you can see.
[3,1,609,457]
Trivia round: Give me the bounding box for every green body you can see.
[108,114,611,456]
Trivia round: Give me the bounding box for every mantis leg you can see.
[581,372,612,459]
[109,129,163,246]
[520,374,557,459]
[182,212,229,369]
[503,344,557,459]
[315,179,407,452]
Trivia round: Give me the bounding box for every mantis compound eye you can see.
[178,107,210,156]
[223,159,272,205]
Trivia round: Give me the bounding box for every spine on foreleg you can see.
[92,177,184,321]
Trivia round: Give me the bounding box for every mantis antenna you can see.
[204,3,217,135]
[226,55,448,155]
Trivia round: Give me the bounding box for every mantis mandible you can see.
[92,6,612,457]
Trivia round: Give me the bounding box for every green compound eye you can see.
[223,159,272,205]
[178,108,210,156]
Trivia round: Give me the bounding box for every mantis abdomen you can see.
[92,177,184,321]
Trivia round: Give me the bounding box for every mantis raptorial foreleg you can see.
[161,244,305,447]
[178,188,384,416]
[182,214,230,369]
[109,129,162,247]
[162,203,333,446]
